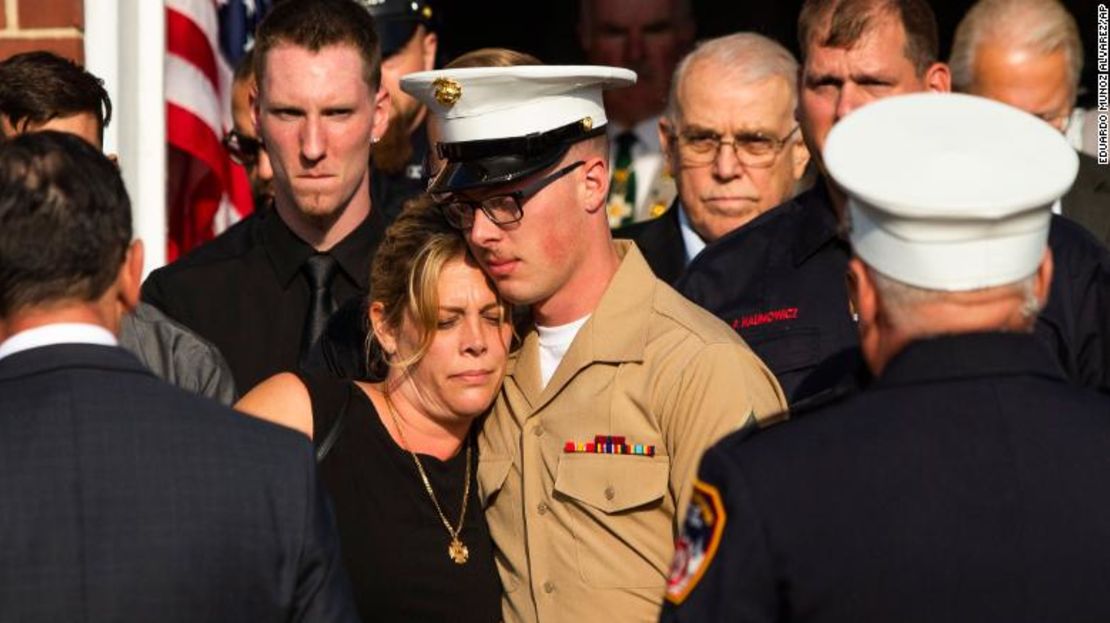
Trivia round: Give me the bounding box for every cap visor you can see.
[428,144,568,194]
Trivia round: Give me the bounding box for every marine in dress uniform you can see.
[402,65,787,623]
[662,93,1110,623]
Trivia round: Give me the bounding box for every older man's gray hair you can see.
[950,0,1083,99]
[665,32,799,122]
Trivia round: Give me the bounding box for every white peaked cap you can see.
[400,65,637,192]
[401,65,636,143]
[824,92,1078,291]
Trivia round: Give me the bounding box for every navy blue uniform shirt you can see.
[678,181,1110,404]
[660,332,1110,623]
[676,184,862,404]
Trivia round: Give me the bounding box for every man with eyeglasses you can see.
[403,65,786,623]
[225,48,274,210]
[677,0,951,405]
[615,33,810,284]
[950,0,1110,246]
[679,0,1110,404]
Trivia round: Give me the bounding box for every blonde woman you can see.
[236,197,510,622]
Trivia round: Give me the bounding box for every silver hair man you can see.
[950,0,1082,130]
[666,32,799,121]
[657,32,810,244]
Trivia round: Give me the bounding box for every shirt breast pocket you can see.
[477,455,521,593]
[553,453,672,588]
[743,325,821,375]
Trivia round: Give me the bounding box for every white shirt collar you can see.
[677,203,707,264]
[0,323,117,361]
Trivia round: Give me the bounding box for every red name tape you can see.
[731,307,799,330]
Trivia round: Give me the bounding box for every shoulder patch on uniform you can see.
[665,478,726,604]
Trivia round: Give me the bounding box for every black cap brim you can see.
[429,145,569,194]
[428,120,605,194]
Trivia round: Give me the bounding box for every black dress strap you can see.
[294,371,353,463]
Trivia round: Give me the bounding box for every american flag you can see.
[164,0,272,261]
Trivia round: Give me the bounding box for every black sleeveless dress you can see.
[299,374,501,623]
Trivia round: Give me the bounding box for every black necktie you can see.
[300,253,338,370]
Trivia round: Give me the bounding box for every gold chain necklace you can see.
[383,390,472,564]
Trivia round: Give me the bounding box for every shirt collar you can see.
[0,323,117,361]
[874,332,1067,389]
[504,240,657,405]
[676,201,706,264]
[262,202,387,289]
[573,239,655,363]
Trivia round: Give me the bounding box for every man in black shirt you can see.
[143,0,391,392]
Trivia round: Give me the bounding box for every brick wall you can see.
[0,0,85,62]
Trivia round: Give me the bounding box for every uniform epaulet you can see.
[787,383,858,419]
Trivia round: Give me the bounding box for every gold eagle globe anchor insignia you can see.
[433,78,462,106]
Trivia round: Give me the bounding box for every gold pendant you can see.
[448,537,469,564]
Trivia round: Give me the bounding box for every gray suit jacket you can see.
[119,302,237,404]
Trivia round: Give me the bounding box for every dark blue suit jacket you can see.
[0,343,359,623]
[662,333,1110,622]
[614,201,688,285]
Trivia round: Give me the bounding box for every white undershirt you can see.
[536,315,591,388]
[0,322,117,362]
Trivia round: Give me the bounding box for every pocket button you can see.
[604,485,615,501]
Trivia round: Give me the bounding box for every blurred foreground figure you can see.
[0,132,358,623]
[661,93,1110,623]
[0,50,236,403]
[950,0,1110,245]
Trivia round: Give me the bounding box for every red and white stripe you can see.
[165,0,253,261]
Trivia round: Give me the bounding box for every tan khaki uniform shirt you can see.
[478,242,787,623]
